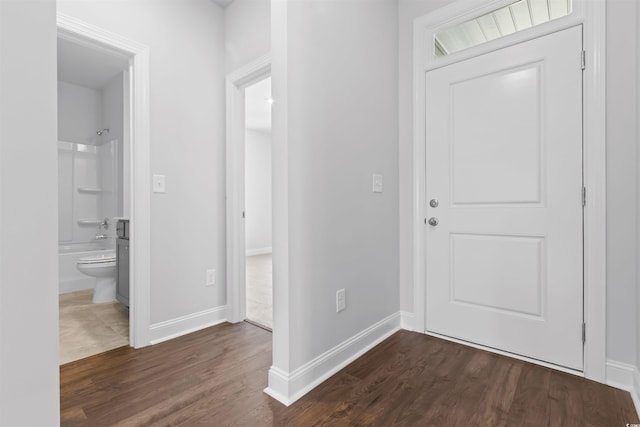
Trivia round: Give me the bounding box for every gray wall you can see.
[606,0,638,365]
[0,0,60,424]
[273,0,400,371]
[224,0,271,73]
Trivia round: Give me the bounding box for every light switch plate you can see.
[153,174,166,193]
[372,174,383,193]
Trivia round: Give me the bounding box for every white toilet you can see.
[77,250,117,303]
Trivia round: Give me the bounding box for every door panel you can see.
[425,26,583,370]
[451,62,543,205]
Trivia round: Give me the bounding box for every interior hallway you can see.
[60,322,638,426]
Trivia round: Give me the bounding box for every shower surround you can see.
[57,76,124,294]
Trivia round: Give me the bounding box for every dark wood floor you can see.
[61,322,639,426]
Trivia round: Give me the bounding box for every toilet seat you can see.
[78,251,116,265]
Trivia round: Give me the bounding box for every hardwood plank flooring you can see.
[61,322,639,426]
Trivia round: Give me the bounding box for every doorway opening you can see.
[57,36,131,364]
[57,13,152,358]
[225,54,271,329]
[244,77,273,331]
[412,0,606,381]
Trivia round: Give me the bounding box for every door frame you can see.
[412,0,606,382]
[57,14,152,348]
[225,54,271,323]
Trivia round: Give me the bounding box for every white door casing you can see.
[425,26,583,370]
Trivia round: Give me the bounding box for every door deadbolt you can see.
[429,199,439,208]
[428,217,439,226]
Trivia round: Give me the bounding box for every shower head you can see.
[96,128,110,136]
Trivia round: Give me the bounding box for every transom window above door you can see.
[434,0,573,57]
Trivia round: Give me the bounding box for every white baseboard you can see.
[264,311,401,406]
[246,247,272,256]
[606,359,640,419]
[606,360,636,390]
[400,310,415,331]
[149,305,227,345]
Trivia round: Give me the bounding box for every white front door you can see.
[425,26,584,370]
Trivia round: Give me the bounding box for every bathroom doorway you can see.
[244,77,273,330]
[56,33,132,364]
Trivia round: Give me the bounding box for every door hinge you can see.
[582,186,586,207]
[582,323,586,343]
[424,217,427,225]
[581,50,586,70]
[242,211,245,219]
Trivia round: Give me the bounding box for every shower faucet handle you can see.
[101,217,110,229]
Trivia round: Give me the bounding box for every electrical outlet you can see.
[206,269,216,286]
[336,289,346,312]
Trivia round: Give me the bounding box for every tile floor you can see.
[59,289,129,365]
[246,254,273,330]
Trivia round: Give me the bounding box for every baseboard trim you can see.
[400,310,415,331]
[246,247,272,256]
[606,360,636,391]
[149,305,227,345]
[264,311,401,406]
[606,359,640,419]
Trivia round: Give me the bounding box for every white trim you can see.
[56,14,152,348]
[605,360,640,419]
[400,310,415,331]
[225,54,271,324]
[149,306,227,345]
[246,247,272,257]
[412,0,606,382]
[606,360,636,390]
[264,312,401,406]
[581,0,607,383]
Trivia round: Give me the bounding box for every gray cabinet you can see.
[116,219,129,307]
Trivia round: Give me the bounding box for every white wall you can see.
[102,73,125,218]
[245,129,272,254]
[0,0,60,424]
[58,81,102,145]
[57,0,228,325]
[271,0,399,381]
[224,0,270,73]
[606,0,638,366]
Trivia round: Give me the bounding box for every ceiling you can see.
[58,38,129,89]
[245,77,272,131]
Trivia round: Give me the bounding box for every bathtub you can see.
[59,242,115,294]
